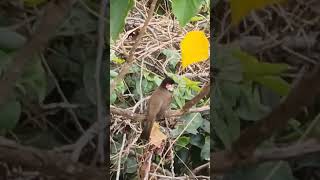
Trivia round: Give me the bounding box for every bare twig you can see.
[71,121,104,162]
[41,55,85,133]
[116,133,126,180]
[213,138,320,174]
[95,0,107,164]
[110,105,210,121]
[256,138,320,162]
[182,82,210,112]
[192,162,210,175]
[149,173,210,180]
[110,0,158,94]
[0,136,104,180]
[143,153,153,180]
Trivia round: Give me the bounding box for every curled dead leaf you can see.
[149,123,167,148]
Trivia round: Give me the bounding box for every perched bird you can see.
[141,77,176,140]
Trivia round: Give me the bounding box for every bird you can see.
[140,77,176,141]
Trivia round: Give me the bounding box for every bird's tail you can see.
[141,119,154,141]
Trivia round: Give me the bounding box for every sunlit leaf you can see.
[176,136,190,151]
[233,50,289,78]
[253,76,290,96]
[112,57,125,64]
[190,15,205,22]
[230,0,287,25]
[181,31,209,69]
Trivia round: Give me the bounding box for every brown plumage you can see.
[141,77,175,140]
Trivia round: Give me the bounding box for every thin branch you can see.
[116,133,126,180]
[256,138,320,162]
[110,0,158,94]
[71,120,105,162]
[182,82,210,112]
[96,0,107,164]
[110,105,210,121]
[143,153,153,180]
[149,173,210,180]
[192,162,210,175]
[0,136,104,180]
[212,138,320,174]
[41,55,86,133]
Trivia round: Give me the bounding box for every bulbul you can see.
[141,77,176,140]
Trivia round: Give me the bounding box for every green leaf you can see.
[171,113,204,137]
[183,113,204,135]
[125,156,138,174]
[253,76,290,96]
[218,81,241,107]
[112,57,125,64]
[190,15,205,22]
[215,46,243,82]
[110,0,134,40]
[224,161,295,180]
[231,49,290,95]
[0,28,26,49]
[233,50,289,78]
[230,0,287,25]
[58,7,97,36]
[129,64,140,73]
[201,136,210,160]
[174,92,184,109]
[0,100,21,130]
[110,70,126,104]
[237,84,270,121]
[213,108,235,149]
[110,92,117,104]
[16,56,47,102]
[183,77,201,92]
[223,104,240,140]
[154,76,162,86]
[0,49,10,75]
[190,134,204,148]
[162,49,180,71]
[201,119,210,133]
[110,70,118,77]
[176,136,190,151]
[172,0,203,27]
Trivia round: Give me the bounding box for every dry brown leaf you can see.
[149,123,167,148]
